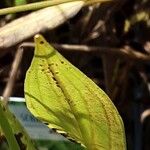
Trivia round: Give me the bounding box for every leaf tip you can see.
[34,34,45,44]
[34,34,55,57]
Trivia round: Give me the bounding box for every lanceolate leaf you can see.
[24,34,126,150]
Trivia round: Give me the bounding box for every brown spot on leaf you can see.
[49,63,54,66]
[40,41,44,44]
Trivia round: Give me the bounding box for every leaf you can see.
[0,101,20,150]
[0,100,36,150]
[0,122,9,150]
[24,34,126,150]
[14,0,27,6]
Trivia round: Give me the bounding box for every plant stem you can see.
[85,0,111,5]
[0,0,112,15]
[0,101,20,150]
[0,0,81,15]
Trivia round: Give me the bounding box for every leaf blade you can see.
[25,34,126,150]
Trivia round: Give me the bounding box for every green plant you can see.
[0,100,36,150]
[24,34,126,150]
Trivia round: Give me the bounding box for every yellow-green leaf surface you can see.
[24,34,126,150]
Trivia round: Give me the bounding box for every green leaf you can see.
[14,0,27,6]
[24,34,126,150]
[0,100,36,150]
[0,101,20,150]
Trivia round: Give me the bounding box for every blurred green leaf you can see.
[0,100,36,150]
[14,0,27,6]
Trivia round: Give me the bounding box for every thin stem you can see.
[16,42,150,62]
[53,43,150,62]
[0,0,81,15]
[0,101,20,150]
[2,47,24,106]
[0,0,112,15]
[85,0,112,5]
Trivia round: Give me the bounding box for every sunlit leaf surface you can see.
[24,34,126,150]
